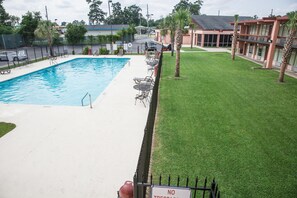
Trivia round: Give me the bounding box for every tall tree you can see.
[34,20,59,56]
[165,15,177,57]
[278,11,297,82]
[86,0,106,24]
[18,11,42,45]
[174,0,203,15]
[123,5,142,25]
[9,15,20,26]
[189,22,196,49]
[0,24,12,34]
[159,17,168,42]
[65,23,87,53]
[0,0,9,25]
[111,2,124,24]
[231,14,239,61]
[117,28,128,42]
[174,9,190,77]
[127,24,136,41]
[0,0,15,34]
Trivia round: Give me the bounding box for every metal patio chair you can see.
[135,90,150,107]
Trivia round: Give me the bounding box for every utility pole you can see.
[45,6,49,21]
[108,0,113,52]
[146,4,149,36]
[270,9,274,17]
[146,4,153,36]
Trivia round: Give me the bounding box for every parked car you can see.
[0,51,28,61]
[146,41,157,51]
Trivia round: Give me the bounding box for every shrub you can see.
[114,46,126,55]
[83,46,89,55]
[100,48,109,55]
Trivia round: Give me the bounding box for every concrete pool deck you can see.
[0,55,151,198]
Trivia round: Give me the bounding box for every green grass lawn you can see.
[151,52,297,197]
[0,122,16,138]
[181,47,205,51]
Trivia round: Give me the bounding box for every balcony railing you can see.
[237,34,270,44]
[276,37,297,48]
[237,34,297,48]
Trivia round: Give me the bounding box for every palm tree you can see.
[174,9,190,77]
[165,15,177,57]
[34,20,58,56]
[116,30,124,42]
[278,11,297,82]
[189,22,196,49]
[231,14,239,61]
[159,18,168,43]
[127,24,136,42]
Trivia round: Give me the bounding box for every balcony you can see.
[276,37,297,48]
[237,34,271,44]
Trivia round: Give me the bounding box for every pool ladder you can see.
[81,92,93,109]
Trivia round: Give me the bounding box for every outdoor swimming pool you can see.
[0,58,130,106]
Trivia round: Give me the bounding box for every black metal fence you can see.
[0,43,148,70]
[133,49,163,198]
[135,174,220,198]
[132,51,220,198]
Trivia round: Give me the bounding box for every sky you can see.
[3,0,297,25]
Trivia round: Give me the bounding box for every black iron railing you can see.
[133,50,163,198]
[132,51,220,198]
[135,174,220,198]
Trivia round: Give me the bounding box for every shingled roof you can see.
[85,24,129,31]
[191,15,253,30]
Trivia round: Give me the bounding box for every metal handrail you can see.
[81,92,93,108]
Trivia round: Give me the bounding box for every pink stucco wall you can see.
[155,30,193,45]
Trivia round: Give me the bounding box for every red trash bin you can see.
[119,181,133,198]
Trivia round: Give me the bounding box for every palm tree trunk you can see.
[171,41,174,57]
[175,48,180,77]
[278,29,296,82]
[175,29,182,77]
[191,28,194,49]
[231,15,239,61]
[171,34,175,57]
[231,26,238,60]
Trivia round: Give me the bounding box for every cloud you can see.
[2,0,296,24]
[56,0,72,9]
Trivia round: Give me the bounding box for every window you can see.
[277,49,283,62]
[289,50,297,66]
[258,48,262,56]
[197,34,202,46]
[204,34,217,47]
[249,44,254,54]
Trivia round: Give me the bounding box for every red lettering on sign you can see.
[168,189,175,195]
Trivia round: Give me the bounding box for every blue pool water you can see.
[0,58,130,106]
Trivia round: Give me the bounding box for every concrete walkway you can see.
[0,55,150,198]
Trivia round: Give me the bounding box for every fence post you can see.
[16,49,19,65]
[41,46,44,59]
[133,173,137,198]
[194,177,198,198]
[5,52,9,67]
[25,49,29,63]
[33,47,37,61]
